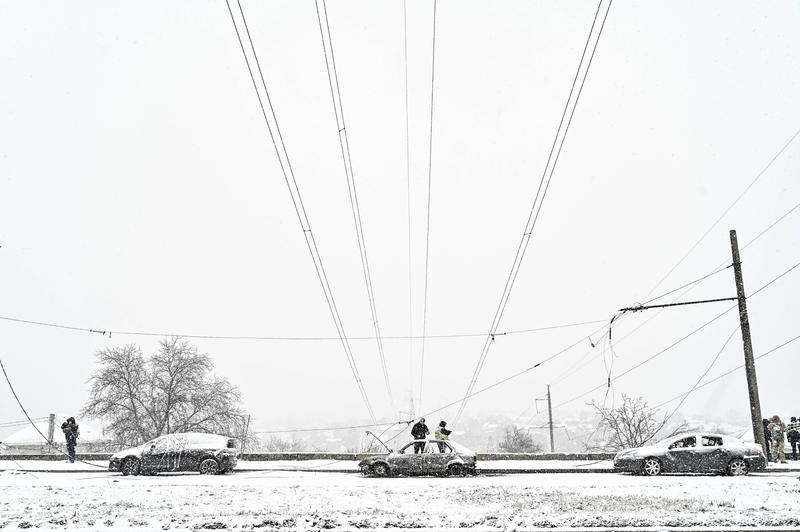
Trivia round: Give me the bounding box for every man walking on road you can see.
[411,418,429,454]
[61,416,79,463]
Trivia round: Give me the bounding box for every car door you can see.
[423,441,452,474]
[664,436,698,472]
[168,434,192,471]
[695,435,727,472]
[141,436,169,472]
[390,443,424,475]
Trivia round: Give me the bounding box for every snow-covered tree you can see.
[82,337,248,445]
[497,426,543,453]
[587,394,687,451]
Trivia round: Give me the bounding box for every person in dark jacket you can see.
[410,418,429,454]
[61,417,79,463]
[787,416,800,461]
[763,418,772,458]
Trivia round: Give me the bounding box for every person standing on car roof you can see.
[787,416,800,461]
[434,421,452,452]
[768,415,788,463]
[410,418,429,454]
[60,416,79,463]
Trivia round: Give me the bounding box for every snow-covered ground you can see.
[1,467,799,530]
[4,458,800,472]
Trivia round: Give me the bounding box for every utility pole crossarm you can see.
[619,297,737,313]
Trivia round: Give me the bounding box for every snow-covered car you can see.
[359,439,477,477]
[613,432,767,476]
[109,432,238,476]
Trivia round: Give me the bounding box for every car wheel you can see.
[727,458,748,476]
[121,458,140,476]
[448,464,464,477]
[642,457,662,476]
[199,458,220,475]
[372,463,389,477]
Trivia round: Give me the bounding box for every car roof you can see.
[669,432,739,442]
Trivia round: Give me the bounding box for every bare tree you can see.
[497,426,543,453]
[263,435,306,452]
[587,395,687,451]
[82,337,248,445]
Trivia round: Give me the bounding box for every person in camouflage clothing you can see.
[767,415,787,464]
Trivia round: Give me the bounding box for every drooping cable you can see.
[418,0,437,414]
[315,0,396,415]
[550,257,800,411]
[224,0,376,423]
[0,359,106,468]
[455,0,613,424]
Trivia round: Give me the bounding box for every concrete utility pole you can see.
[47,413,55,452]
[729,229,766,454]
[547,385,554,453]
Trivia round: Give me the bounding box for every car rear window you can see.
[183,433,227,447]
[701,436,723,446]
[227,438,236,449]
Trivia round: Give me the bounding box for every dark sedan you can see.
[614,432,767,476]
[109,432,238,476]
[359,439,477,477]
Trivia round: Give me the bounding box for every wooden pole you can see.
[547,385,554,453]
[729,229,766,455]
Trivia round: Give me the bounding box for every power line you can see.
[650,332,800,412]
[657,325,740,430]
[455,0,613,424]
[252,420,408,435]
[418,0,437,414]
[224,0,376,423]
[315,0,395,415]
[0,417,49,428]
[247,328,800,437]
[523,208,800,422]
[0,314,607,342]
[421,322,610,421]
[640,264,733,306]
[642,125,800,301]
[403,0,414,413]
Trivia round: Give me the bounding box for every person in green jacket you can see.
[434,421,452,452]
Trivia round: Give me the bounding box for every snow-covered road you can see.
[2,469,799,530]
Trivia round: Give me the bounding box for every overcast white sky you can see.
[1,0,799,437]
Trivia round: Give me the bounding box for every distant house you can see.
[0,413,107,454]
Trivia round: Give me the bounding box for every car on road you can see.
[359,439,477,477]
[109,432,238,476]
[613,432,767,476]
